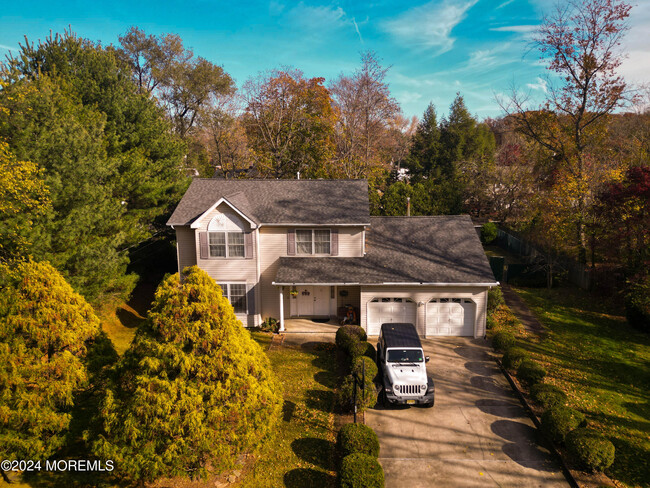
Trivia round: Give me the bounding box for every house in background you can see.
[167,179,498,337]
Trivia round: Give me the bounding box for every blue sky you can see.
[1,0,649,120]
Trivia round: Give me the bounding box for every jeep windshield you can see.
[387,349,424,363]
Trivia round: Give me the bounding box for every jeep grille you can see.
[395,384,425,396]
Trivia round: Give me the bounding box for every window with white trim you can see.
[218,283,248,314]
[296,229,331,255]
[209,232,245,258]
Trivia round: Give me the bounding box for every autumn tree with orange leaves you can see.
[242,68,337,179]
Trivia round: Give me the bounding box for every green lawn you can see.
[241,333,338,488]
[513,286,650,488]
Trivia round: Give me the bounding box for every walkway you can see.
[500,285,546,336]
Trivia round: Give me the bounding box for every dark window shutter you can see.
[245,232,253,259]
[247,284,256,315]
[331,228,338,256]
[287,228,296,255]
[199,232,208,259]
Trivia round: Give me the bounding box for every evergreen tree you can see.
[406,103,441,178]
[93,267,283,483]
[0,141,50,260]
[0,260,101,460]
[0,31,187,300]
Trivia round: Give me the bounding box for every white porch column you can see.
[279,287,285,332]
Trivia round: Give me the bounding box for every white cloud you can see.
[526,77,548,93]
[619,2,650,86]
[352,17,364,43]
[382,0,479,54]
[0,44,18,53]
[490,25,537,33]
[287,3,347,30]
[496,0,515,9]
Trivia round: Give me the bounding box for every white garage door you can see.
[367,298,417,336]
[426,298,476,336]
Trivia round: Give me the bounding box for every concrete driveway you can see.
[365,337,569,488]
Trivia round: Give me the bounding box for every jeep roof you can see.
[380,323,422,348]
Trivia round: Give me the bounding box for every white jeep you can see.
[376,323,435,407]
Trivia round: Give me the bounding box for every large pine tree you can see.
[0,31,187,300]
[93,267,283,482]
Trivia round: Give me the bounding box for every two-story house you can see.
[167,179,498,338]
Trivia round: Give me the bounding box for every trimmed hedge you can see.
[566,428,615,472]
[487,287,505,314]
[541,406,586,444]
[517,359,547,385]
[362,341,377,361]
[352,356,378,382]
[337,423,380,459]
[502,347,528,370]
[337,325,369,358]
[336,375,376,413]
[492,331,515,352]
[338,453,384,488]
[530,383,567,409]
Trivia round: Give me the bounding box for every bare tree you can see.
[330,51,401,178]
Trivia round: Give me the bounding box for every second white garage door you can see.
[426,298,476,336]
[366,298,417,336]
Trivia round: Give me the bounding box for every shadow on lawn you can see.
[291,438,336,471]
[283,468,336,488]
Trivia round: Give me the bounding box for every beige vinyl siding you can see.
[195,204,258,326]
[176,226,197,274]
[337,227,364,257]
[258,226,365,319]
[337,286,361,310]
[259,227,287,319]
[359,286,488,338]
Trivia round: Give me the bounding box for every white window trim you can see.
[295,228,331,255]
[208,231,246,259]
[217,282,248,315]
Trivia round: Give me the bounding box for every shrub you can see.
[517,359,547,385]
[492,331,515,352]
[481,222,498,244]
[362,341,377,361]
[530,383,567,409]
[260,317,279,333]
[336,325,368,355]
[336,375,376,413]
[352,356,378,381]
[486,315,496,330]
[502,347,528,370]
[566,428,615,472]
[624,275,650,333]
[0,260,101,461]
[487,287,505,314]
[336,423,380,459]
[541,406,586,444]
[93,267,283,482]
[338,453,384,488]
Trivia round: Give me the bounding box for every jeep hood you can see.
[387,363,427,384]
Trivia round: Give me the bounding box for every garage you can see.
[426,298,476,336]
[367,297,417,336]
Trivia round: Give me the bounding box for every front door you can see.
[296,286,330,316]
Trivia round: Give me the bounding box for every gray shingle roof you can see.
[167,179,370,226]
[274,216,497,284]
